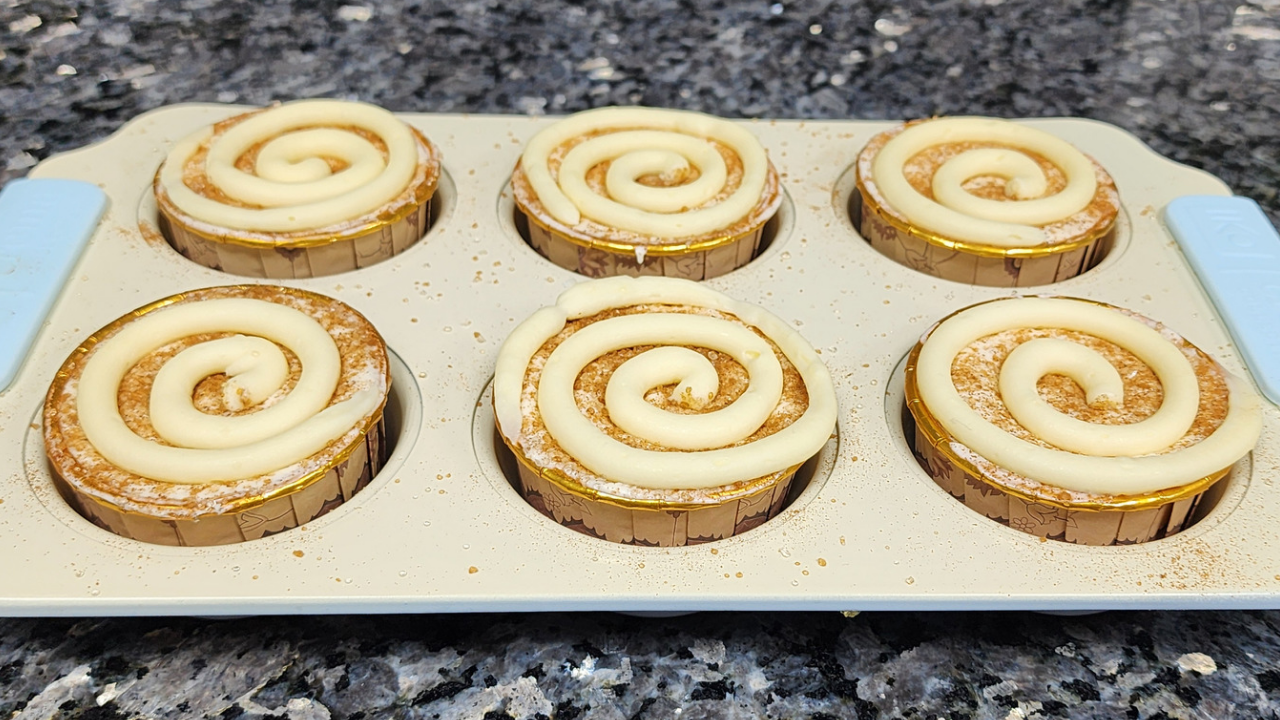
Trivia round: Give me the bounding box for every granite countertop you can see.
[3,0,1280,717]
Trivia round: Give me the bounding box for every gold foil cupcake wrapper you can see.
[512,157,781,280]
[521,209,767,280]
[854,186,1114,287]
[853,169,1115,259]
[907,406,1211,545]
[159,201,432,278]
[516,183,774,257]
[155,128,440,279]
[498,429,798,546]
[43,285,392,546]
[52,413,388,546]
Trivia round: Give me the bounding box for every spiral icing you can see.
[160,99,419,232]
[494,276,837,490]
[914,297,1262,495]
[520,107,770,239]
[871,117,1099,247]
[76,297,381,485]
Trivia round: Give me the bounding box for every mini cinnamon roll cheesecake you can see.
[904,296,1262,545]
[494,276,836,545]
[511,107,782,280]
[43,285,390,546]
[855,117,1120,286]
[155,99,441,278]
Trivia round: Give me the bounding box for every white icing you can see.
[915,297,1263,495]
[544,314,783,451]
[160,99,417,232]
[520,107,769,239]
[871,117,1098,247]
[494,276,837,490]
[149,334,291,442]
[76,298,380,484]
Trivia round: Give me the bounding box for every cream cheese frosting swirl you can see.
[520,107,771,239]
[915,297,1262,495]
[871,117,1099,248]
[494,276,837,490]
[159,99,418,232]
[76,297,380,484]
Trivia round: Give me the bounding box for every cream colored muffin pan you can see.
[1,105,1277,615]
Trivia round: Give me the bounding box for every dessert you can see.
[154,99,441,278]
[854,117,1120,286]
[494,276,837,545]
[43,285,391,546]
[511,106,782,279]
[904,296,1263,544]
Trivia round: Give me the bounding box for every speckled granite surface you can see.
[2,0,1278,222]
[5,611,1280,718]
[3,0,1280,717]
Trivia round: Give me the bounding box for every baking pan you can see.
[1,106,1276,615]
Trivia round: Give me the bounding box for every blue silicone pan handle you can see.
[0,178,108,393]
[1163,195,1280,405]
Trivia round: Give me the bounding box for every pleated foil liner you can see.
[851,187,1115,288]
[155,128,440,280]
[519,208,769,281]
[902,349,1229,546]
[52,416,389,547]
[500,433,798,547]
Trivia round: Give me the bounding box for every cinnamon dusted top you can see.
[518,304,810,503]
[857,120,1119,248]
[155,100,440,242]
[182,115,390,211]
[512,118,782,247]
[950,325,1230,504]
[912,297,1261,500]
[954,327,1228,451]
[44,285,389,518]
